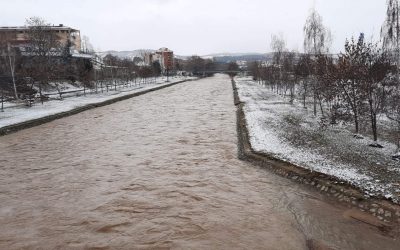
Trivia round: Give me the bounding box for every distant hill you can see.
[96,50,274,63]
[96,49,155,60]
[205,53,273,63]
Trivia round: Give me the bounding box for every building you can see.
[0,24,81,53]
[144,48,174,73]
[157,47,174,72]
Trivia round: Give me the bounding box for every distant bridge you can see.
[191,70,249,75]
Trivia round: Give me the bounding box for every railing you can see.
[0,76,171,112]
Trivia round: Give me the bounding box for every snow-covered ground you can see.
[0,76,196,129]
[236,76,400,203]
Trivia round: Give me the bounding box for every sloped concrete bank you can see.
[232,79,400,225]
[0,79,194,137]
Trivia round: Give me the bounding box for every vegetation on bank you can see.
[248,2,400,153]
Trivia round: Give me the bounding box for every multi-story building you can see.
[157,47,174,72]
[144,48,174,73]
[0,24,81,53]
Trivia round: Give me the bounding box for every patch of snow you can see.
[236,77,400,203]
[0,76,196,129]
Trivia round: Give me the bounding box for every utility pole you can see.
[166,68,169,82]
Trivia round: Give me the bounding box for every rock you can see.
[353,134,364,139]
[369,143,384,148]
[344,208,392,232]
[392,153,400,161]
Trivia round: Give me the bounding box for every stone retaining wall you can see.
[0,79,193,137]
[232,79,400,225]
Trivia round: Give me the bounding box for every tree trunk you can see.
[372,113,378,142]
[8,55,18,100]
[290,84,294,104]
[7,44,18,100]
[1,88,4,112]
[354,111,359,134]
[318,95,324,117]
[369,100,378,142]
[313,91,317,116]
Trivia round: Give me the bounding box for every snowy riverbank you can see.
[235,76,400,203]
[0,76,196,129]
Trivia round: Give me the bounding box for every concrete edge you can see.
[232,79,400,225]
[0,79,194,137]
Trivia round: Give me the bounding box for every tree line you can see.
[249,1,400,149]
[0,17,220,104]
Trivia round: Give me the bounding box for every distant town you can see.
[0,19,250,105]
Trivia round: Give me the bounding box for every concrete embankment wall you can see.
[0,79,193,137]
[232,79,400,226]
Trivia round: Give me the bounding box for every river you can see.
[0,74,398,249]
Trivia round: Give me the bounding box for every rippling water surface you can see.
[0,75,398,249]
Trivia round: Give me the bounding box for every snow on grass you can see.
[0,76,196,129]
[236,77,400,203]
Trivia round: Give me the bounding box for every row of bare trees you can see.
[0,17,97,102]
[1,16,178,105]
[249,3,400,148]
[179,56,216,76]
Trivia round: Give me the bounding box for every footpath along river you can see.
[0,74,398,249]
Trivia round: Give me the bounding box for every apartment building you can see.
[144,48,174,72]
[0,24,81,53]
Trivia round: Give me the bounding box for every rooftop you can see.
[0,25,79,32]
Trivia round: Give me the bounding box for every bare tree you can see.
[271,33,286,65]
[77,59,94,96]
[364,45,392,145]
[381,0,400,68]
[270,33,287,94]
[0,33,18,99]
[316,54,341,124]
[303,9,332,55]
[386,80,400,151]
[381,1,400,148]
[247,61,261,82]
[227,62,239,79]
[25,17,61,103]
[337,34,369,134]
[81,35,94,54]
[304,8,332,115]
[295,53,313,108]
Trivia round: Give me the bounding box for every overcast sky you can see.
[0,0,388,55]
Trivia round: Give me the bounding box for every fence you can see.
[0,76,171,112]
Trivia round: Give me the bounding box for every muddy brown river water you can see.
[0,75,399,249]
